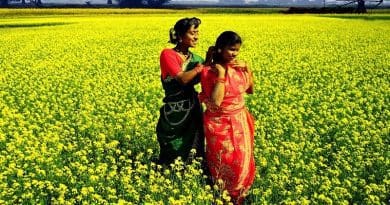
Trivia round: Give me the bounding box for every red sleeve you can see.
[160,49,182,80]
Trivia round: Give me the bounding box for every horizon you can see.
[6,0,390,7]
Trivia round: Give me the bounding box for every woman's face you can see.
[221,43,241,63]
[180,25,199,48]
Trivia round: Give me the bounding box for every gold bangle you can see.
[194,66,203,73]
[215,78,225,83]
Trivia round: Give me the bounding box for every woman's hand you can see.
[214,63,226,77]
[229,60,254,94]
[176,63,203,85]
[231,60,250,72]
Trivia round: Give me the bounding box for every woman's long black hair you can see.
[169,17,201,44]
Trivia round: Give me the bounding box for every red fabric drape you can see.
[199,64,256,204]
[160,48,183,80]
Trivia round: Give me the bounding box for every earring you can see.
[178,39,182,43]
[217,49,221,53]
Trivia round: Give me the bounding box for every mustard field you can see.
[0,9,389,204]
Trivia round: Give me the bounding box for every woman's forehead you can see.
[227,43,241,48]
[187,25,199,32]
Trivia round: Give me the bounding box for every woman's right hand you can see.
[215,64,226,77]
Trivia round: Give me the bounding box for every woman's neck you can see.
[174,45,189,56]
[215,60,235,66]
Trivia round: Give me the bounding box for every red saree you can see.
[199,64,255,204]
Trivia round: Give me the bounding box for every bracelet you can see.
[194,66,203,74]
[215,77,225,84]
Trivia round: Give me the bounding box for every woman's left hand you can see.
[231,60,250,73]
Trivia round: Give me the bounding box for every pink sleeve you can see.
[160,49,182,79]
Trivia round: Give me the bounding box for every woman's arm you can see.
[246,64,254,94]
[210,64,226,107]
[160,49,203,85]
[230,60,254,94]
[175,64,203,85]
[177,47,214,85]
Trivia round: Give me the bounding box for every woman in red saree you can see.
[156,17,208,165]
[199,31,255,205]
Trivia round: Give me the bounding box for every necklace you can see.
[174,48,190,59]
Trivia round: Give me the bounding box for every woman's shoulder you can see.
[201,65,218,78]
[160,48,180,62]
[161,48,176,56]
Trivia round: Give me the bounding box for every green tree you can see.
[117,0,170,7]
[0,0,8,7]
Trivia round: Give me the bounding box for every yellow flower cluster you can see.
[0,8,389,204]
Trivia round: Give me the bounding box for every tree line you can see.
[0,0,171,7]
[118,0,170,7]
